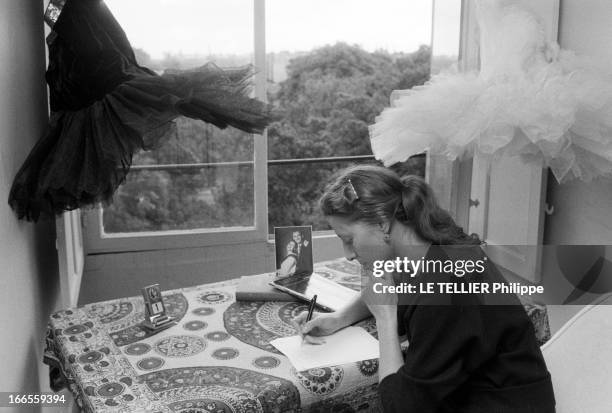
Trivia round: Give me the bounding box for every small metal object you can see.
[545,203,555,215]
[383,232,391,243]
[347,179,359,201]
[469,198,480,208]
[141,284,175,331]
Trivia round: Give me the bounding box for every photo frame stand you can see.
[141,284,176,331]
[142,307,175,331]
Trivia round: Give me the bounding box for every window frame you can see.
[83,0,432,255]
[83,0,269,254]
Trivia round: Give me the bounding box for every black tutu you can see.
[9,0,273,221]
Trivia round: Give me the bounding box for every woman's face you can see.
[286,240,296,254]
[327,215,393,270]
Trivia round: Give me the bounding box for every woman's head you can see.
[286,240,297,254]
[320,165,479,264]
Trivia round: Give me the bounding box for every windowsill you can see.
[266,230,338,245]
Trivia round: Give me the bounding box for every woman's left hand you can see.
[362,270,398,321]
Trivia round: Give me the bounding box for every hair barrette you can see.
[347,179,360,201]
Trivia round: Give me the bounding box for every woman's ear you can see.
[379,221,391,243]
[378,221,391,234]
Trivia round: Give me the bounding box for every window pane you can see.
[431,0,461,73]
[103,0,255,234]
[103,165,254,232]
[266,0,432,231]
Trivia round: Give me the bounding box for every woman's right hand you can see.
[291,291,371,343]
[292,311,343,338]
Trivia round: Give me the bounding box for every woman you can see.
[293,165,555,412]
[278,240,298,277]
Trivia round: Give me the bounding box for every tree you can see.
[267,43,429,231]
[105,43,430,233]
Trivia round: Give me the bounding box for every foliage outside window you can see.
[267,43,431,232]
[101,1,449,235]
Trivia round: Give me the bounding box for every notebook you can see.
[270,272,360,312]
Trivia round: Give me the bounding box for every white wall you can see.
[0,0,61,399]
[543,0,612,333]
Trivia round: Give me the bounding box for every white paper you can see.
[270,326,379,371]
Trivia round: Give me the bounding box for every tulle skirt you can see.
[9,65,272,221]
[369,52,612,182]
[9,0,273,221]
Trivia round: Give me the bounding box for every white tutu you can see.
[369,0,612,182]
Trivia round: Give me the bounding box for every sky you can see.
[105,0,460,59]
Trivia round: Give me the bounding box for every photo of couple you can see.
[275,226,313,277]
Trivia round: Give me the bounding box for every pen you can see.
[306,294,317,323]
[301,295,317,345]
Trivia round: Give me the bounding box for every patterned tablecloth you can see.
[44,259,550,412]
[44,260,385,412]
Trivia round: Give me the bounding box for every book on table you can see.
[235,273,299,302]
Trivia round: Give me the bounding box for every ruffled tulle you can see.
[369,0,612,183]
[9,0,273,221]
[9,65,272,221]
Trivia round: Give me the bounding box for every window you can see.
[85,0,267,252]
[84,0,432,253]
[265,0,430,232]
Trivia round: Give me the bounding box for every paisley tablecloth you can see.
[44,259,550,412]
[44,260,388,412]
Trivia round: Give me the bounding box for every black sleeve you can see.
[379,304,490,412]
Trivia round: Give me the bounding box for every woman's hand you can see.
[362,270,398,321]
[292,311,343,344]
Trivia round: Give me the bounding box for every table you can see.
[44,259,551,412]
[44,260,384,412]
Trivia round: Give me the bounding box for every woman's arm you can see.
[362,273,404,382]
[374,310,404,382]
[334,289,373,326]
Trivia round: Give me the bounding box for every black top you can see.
[378,245,556,413]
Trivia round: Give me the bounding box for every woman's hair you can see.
[319,164,481,245]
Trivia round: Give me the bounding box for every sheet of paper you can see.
[270,326,379,371]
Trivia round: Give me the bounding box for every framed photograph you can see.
[142,284,166,317]
[274,226,313,277]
